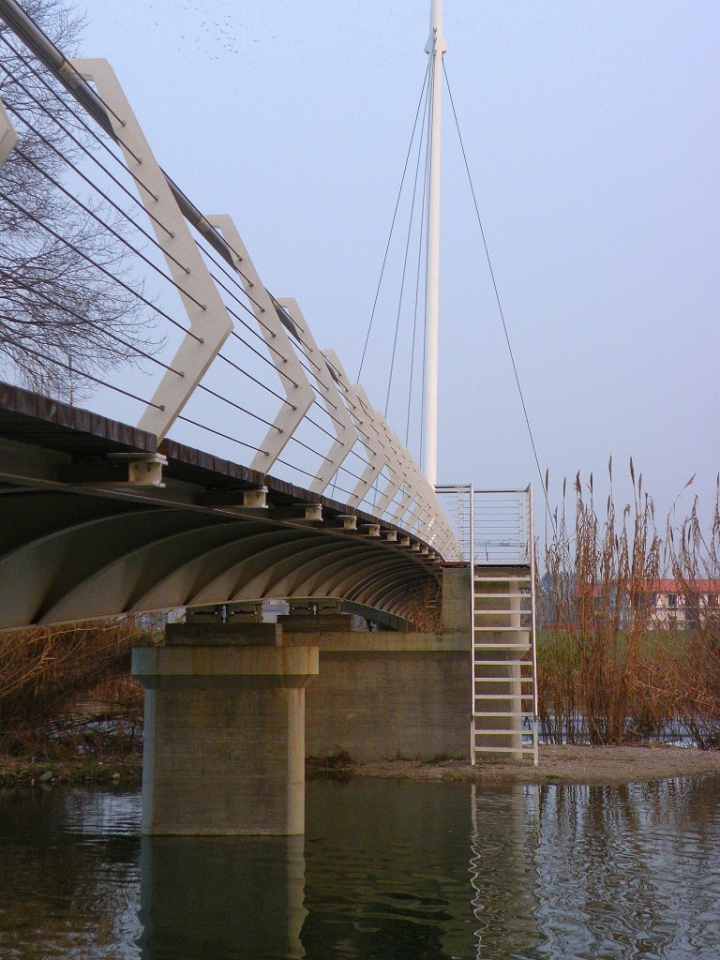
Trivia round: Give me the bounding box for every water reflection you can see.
[137,835,306,960]
[2,775,720,958]
[531,778,720,958]
[0,786,141,959]
[470,784,539,958]
[302,779,475,958]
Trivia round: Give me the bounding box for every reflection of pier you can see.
[138,835,307,959]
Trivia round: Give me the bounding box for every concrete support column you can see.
[132,626,318,836]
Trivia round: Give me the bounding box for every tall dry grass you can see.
[0,617,155,760]
[539,461,720,747]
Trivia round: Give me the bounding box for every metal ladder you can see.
[434,484,539,765]
[471,564,538,763]
[470,487,538,765]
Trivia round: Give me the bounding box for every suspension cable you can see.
[357,63,430,380]
[0,189,204,343]
[385,73,429,418]
[443,62,556,534]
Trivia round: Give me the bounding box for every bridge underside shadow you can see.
[0,384,440,630]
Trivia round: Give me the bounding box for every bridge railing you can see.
[0,0,460,558]
[435,485,533,566]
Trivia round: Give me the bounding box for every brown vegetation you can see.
[538,461,720,748]
[0,617,155,765]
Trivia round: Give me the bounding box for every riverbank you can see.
[3,743,720,788]
[309,744,720,786]
[0,754,142,787]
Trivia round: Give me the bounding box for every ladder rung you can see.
[474,627,531,632]
[473,746,536,754]
[474,644,531,650]
[475,609,532,616]
[474,576,531,583]
[473,712,536,718]
[475,651,530,667]
[473,660,532,683]
[474,678,532,683]
[475,730,532,737]
[474,593,530,599]
[475,694,534,700]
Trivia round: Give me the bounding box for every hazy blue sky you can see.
[78,1,720,527]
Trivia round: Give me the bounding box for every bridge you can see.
[0,0,538,835]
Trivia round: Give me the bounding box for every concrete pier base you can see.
[132,630,318,836]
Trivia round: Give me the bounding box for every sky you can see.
[74,0,720,530]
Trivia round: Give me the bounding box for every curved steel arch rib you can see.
[0,385,448,629]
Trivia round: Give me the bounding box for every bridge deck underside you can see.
[0,384,439,629]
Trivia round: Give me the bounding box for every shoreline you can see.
[312,743,720,786]
[348,744,720,785]
[2,744,720,790]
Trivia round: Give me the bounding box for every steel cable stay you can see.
[0,33,169,215]
[213,351,292,408]
[3,122,370,486]
[0,8,458,552]
[442,62,556,535]
[0,51,174,241]
[358,61,430,381]
[0,189,204,343]
[0,336,164,410]
[191,253,353,437]
[4,97,314,409]
[174,414,266,457]
[0,189,302,441]
[0,272,183,376]
[10,139,207,312]
[3,30,285,328]
[384,68,430,420]
[200,278,347,429]
[2,32,301,340]
[2,278,290,441]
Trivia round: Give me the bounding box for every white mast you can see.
[422,0,447,489]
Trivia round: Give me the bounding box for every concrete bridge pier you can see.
[132,623,318,836]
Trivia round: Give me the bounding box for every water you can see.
[1,775,720,959]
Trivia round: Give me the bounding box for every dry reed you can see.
[539,461,720,747]
[0,617,156,760]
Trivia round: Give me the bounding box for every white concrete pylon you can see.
[422,0,447,489]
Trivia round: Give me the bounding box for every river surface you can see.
[1,775,719,959]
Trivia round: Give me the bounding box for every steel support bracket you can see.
[0,97,18,167]
[70,59,234,441]
[205,216,315,474]
[277,299,357,494]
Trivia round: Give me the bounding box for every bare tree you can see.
[0,0,157,401]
